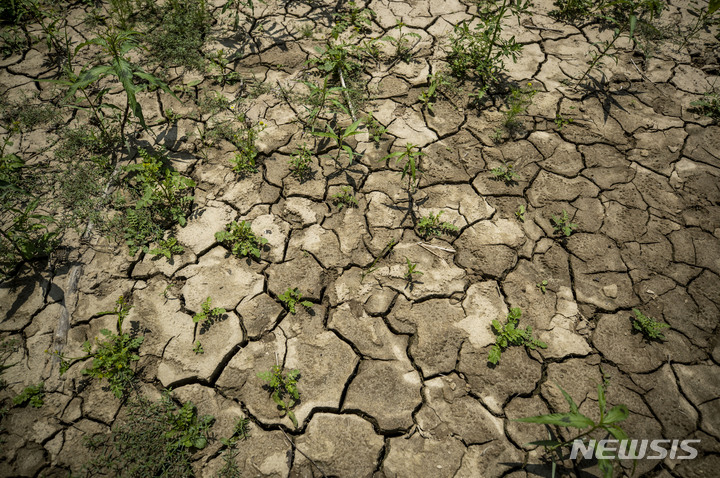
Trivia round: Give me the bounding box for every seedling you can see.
[228,119,265,176]
[690,90,720,120]
[192,297,226,324]
[536,280,548,294]
[193,341,204,355]
[382,20,420,62]
[515,205,526,222]
[363,111,386,143]
[215,220,268,258]
[554,113,574,130]
[419,72,452,113]
[289,144,313,181]
[149,237,184,259]
[631,308,669,341]
[331,186,358,210]
[416,211,459,239]
[551,210,578,237]
[12,383,44,408]
[403,257,423,282]
[311,120,363,165]
[208,49,241,86]
[257,365,301,428]
[331,1,375,38]
[221,417,251,446]
[278,288,313,315]
[491,162,519,184]
[446,0,530,85]
[516,382,631,478]
[55,296,144,398]
[488,307,547,365]
[503,83,536,130]
[382,143,424,189]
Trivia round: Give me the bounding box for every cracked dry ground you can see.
[2,0,720,476]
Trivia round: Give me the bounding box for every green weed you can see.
[362,111,386,143]
[536,279,548,294]
[554,113,574,130]
[12,382,44,408]
[311,120,363,165]
[84,392,214,476]
[278,288,313,315]
[503,83,536,130]
[416,211,459,239]
[488,307,546,365]
[516,382,631,478]
[631,308,669,341]
[147,0,210,70]
[289,144,313,181]
[331,1,375,38]
[192,297,226,325]
[215,220,267,259]
[382,143,424,189]
[690,90,720,120]
[515,205,526,222]
[331,186,358,210]
[491,161,519,184]
[419,72,452,113]
[208,49,241,86]
[217,418,251,477]
[192,341,204,355]
[56,296,144,399]
[257,365,300,428]
[382,20,420,62]
[550,210,578,237]
[403,257,423,283]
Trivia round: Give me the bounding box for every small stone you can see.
[602,284,618,298]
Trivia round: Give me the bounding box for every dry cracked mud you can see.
[1,0,720,477]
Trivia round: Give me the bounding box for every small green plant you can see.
[551,210,578,237]
[503,83,536,130]
[331,186,358,210]
[488,307,547,365]
[278,288,313,315]
[227,118,266,176]
[362,239,396,281]
[549,0,596,21]
[192,341,204,355]
[192,297,226,324]
[148,237,184,259]
[85,392,214,476]
[217,417,252,477]
[311,119,363,165]
[208,49,241,86]
[221,0,266,30]
[515,205,526,222]
[363,111,386,143]
[690,90,720,120]
[446,0,530,86]
[416,211,459,239]
[215,220,268,259]
[257,365,300,428]
[382,143,424,189]
[56,296,144,398]
[148,0,210,70]
[331,1,375,38]
[491,161,519,184]
[515,382,630,478]
[536,280,548,294]
[418,72,452,113]
[117,147,195,257]
[554,113,574,130]
[12,382,44,408]
[289,144,313,181]
[403,257,423,282]
[631,308,669,341]
[382,20,420,62]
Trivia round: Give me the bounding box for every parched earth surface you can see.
[1,0,720,476]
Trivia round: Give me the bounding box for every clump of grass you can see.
[147,0,210,70]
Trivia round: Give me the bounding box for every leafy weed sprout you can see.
[403,257,423,283]
[258,365,301,428]
[382,143,424,190]
[515,205,526,222]
[192,297,226,325]
[331,186,358,210]
[503,83,536,131]
[56,296,144,398]
[289,144,313,181]
[631,308,669,341]
[491,161,519,184]
[12,383,44,408]
[278,288,313,315]
[416,211,459,239]
[551,210,578,237]
[488,307,547,365]
[516,381,631,478]
[215,220,268,259]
